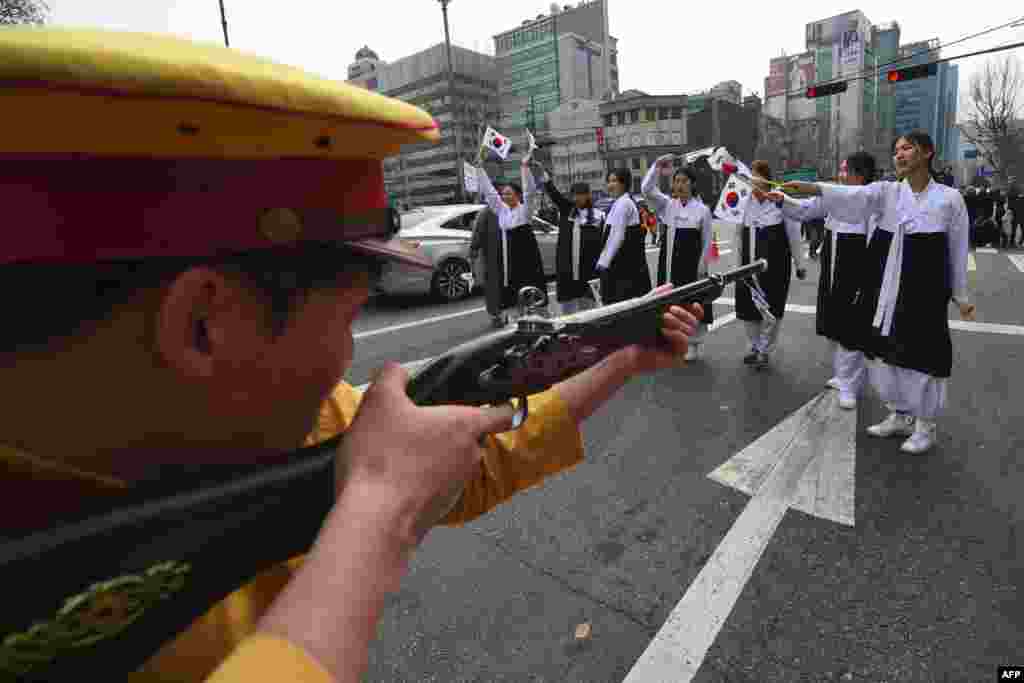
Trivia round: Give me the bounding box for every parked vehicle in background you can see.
[375,204,559,302]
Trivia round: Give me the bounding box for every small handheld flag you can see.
[482,126,512,160]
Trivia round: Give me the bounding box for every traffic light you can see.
[595,127,605,147]
[805,81,848,98]
[887,62,938,82]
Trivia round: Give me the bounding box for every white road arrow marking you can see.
[1009,254,1024,274]
[623,390,855,682]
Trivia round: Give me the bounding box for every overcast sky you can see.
[51,1,1023,103]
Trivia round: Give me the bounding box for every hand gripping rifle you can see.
[0,259,766,681]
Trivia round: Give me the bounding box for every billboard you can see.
[789,53,816,94]
[766,58,788,97]
[840,29,863,68]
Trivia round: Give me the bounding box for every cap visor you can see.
[347,237,433,270]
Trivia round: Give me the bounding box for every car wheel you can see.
[432,258,473,302]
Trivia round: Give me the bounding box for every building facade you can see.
[347,44,498,207]
[892,39,959,166]
[687,80,743,113]
[491,0,619,181]
[763,11,901,178]
[347,46,384,91]
[598,90,688,194]
[545,98,606,196]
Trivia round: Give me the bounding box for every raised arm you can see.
[777,194,828,223]
[521,161,538,210]
[815,181,890,225]
[540,167,572,215]
[641,156,672,216]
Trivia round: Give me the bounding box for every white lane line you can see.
[624,393,840,682]
[976,247,999,254]
[354,306,487,339]
[1009,254,1024,273]
[968,253,977,272]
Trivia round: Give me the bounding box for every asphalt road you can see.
[348,230,1023,682]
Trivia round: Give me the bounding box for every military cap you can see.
[0,26,437,268]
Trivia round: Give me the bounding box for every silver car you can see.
[376,204,560,302]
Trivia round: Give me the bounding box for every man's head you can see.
[672,166,697,201]
[607,168,631,198]
[571,181,593,210]
[893,130,935,180]
[843,152,877,186]
[0,27,439,463]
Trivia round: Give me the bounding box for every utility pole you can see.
[438,0,464,203]
[218,0,230,47]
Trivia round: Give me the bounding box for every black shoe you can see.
[743,351,759,364]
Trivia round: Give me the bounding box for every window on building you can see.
[658,107,669,120]
[631,157,641,170]
[603,114,613,127]
[645,108,656,122]
[631,134,641,146]
[629,110,639,123]
[670,107,682,119]
[616,112,625,125]
[647,133,657,146]
[672,132,682,145]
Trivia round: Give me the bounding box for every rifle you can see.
[0,259,766,681]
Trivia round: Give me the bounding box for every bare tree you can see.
[1,0,49,25]
[961,55,1024,185]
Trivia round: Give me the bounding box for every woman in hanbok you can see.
[736,160,807,370]
[642,155,714,360]
[764,151,879,409]
[538,171,605,315]
[777,131,976,455]
[595,167,652,304]
[475,152,547,320]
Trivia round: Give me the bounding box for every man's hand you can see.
[958,301,976,321]
[610,283,702,375]
[336,362,517,545]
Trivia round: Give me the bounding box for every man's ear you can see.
[154,267,251,379]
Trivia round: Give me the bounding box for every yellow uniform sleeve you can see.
[204,634,332,683]
[308,383,585,526]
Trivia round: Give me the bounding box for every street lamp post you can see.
[218,0,230,47]
[438,0,464,203]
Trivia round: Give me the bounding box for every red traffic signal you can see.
[887,62,938,82]
[805,81,848,98]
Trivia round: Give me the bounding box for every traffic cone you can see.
[709,229,721,262]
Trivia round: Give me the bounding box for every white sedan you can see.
[376,204,560,302]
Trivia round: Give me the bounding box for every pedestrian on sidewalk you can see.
[474,152,547,319]
[778,130,975,455]
[642,154,715,361]
[762,151,880,409]
[736,160,807,370]
[468,204,506,327]
[595,168,653,304]
[538,169,606,315]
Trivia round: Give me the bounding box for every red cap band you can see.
[0,155,398,265]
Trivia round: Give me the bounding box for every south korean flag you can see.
[482,126,512,160]
[714,174,752,224]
